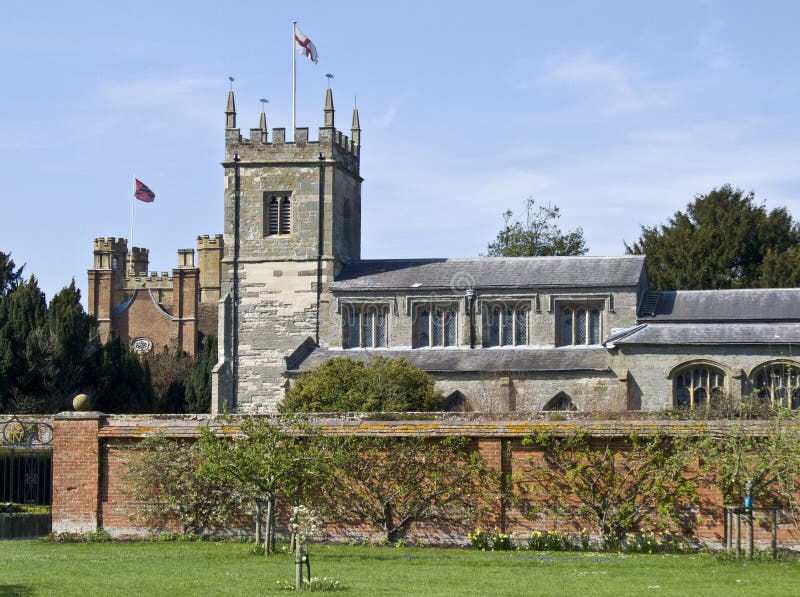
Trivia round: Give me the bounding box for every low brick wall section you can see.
[51,412,800,548]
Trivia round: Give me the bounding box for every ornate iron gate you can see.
[0,415,53,539]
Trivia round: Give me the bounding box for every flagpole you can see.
[292,20,297,141]
[130,176,136,275]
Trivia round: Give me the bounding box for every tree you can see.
[93,336,154,413]
[144,347,193,413]
[0,252,24,297]
[515,431,699,548]
[0,276,47,411]
[198,417,325,554]
[36,280,98,410]
[486,197,588,257]
[319,436,493,543]
[185,335,217,413]
[125,435,246,535]
[281,356,445,413]
[625,185,800,290]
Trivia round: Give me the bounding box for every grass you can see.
[0,541,799,596]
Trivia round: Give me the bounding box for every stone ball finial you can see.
[73,393,91,411]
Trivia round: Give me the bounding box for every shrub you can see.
[281,356,445,413]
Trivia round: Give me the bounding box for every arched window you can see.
[673,364,725,408]
[543,392,577,412]
[753,362,800,409]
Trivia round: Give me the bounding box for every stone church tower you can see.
[212,88,362,413]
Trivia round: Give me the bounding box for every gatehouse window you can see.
[264,194,291,236]
[673,365,725,408]
[414,304,457,348]
[483,304,528,347]
[753,362,800,409]
[342,304,389,348]
[558,303,602,346]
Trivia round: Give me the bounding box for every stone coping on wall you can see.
[71,412,798,439]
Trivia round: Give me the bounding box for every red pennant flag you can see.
[134,179,155,203]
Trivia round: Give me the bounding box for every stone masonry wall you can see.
[616,345,800,411]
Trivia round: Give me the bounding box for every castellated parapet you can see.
[213,87,363,414]
[88,234,222,356]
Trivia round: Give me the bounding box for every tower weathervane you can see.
[228,76,235,90]
[325,73,334,88]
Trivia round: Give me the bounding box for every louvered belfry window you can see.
[280,198,291,234]
[265,194,291,236]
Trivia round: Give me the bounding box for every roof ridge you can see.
[349,255,645,264]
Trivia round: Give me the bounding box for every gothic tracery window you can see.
[673,365,725,408]
[753,362,800,409]
[484,304,528,347]
[342,304,389,348]
[414,304,457,348]
[558,303,602,346]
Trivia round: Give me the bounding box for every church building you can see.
[97,88,800,414]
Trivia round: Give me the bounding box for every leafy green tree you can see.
[319,436,493,543]
[185,336,217,413]
[126,435,246,535]
[198,418,325,554]
[515,432,699,548]
[281,356,445,413]
[626,185,800,290]
[486,197,588,257]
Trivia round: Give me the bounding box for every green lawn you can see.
[1,541,798,596]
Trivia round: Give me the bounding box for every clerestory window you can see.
[342,304,389,348]
[414,304,457,348]
[265,194,291,236]
[674,365,725,409]
[558,303,602,346]
[484,304,528,347]
[753,362,800,409]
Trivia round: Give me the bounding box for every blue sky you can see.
[2,1,800,303]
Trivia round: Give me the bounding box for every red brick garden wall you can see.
[50,414,800,548]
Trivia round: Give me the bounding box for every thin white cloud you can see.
[509,51,676,116]
[368,101,401,130]
[100,76,221,111]
[697,9,734,71]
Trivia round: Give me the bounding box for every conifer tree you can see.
[0,276,47,411]
[626,185,800,290]
[185,335,217,413]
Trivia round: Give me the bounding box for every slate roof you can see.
[641,289,800,322]
[285,347,613,374]
[611,323,800,346]
[331,256,645,291]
